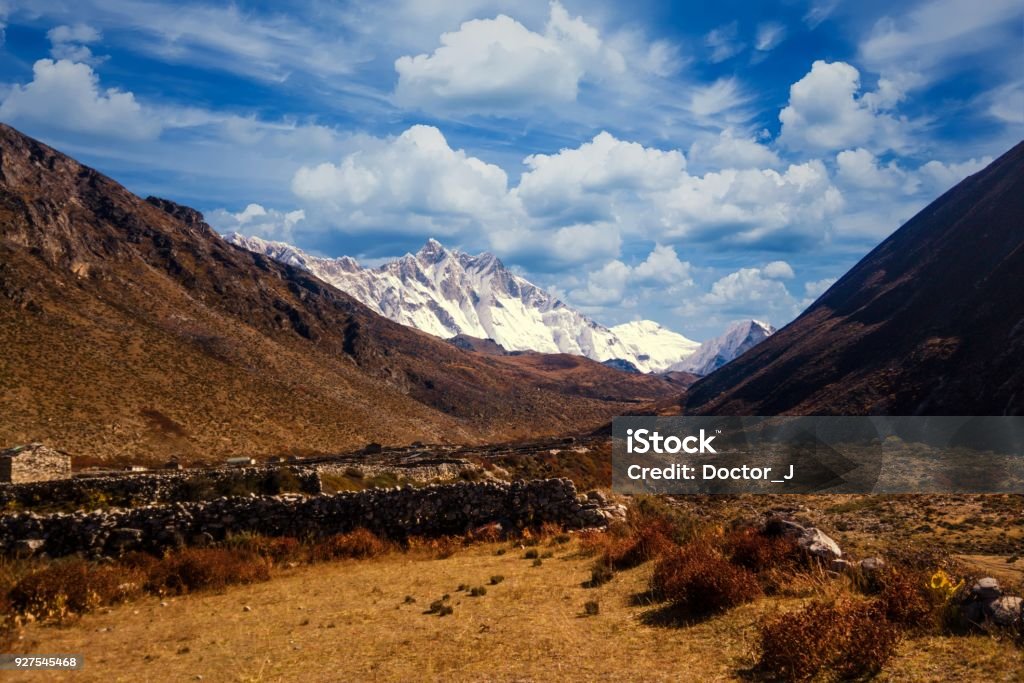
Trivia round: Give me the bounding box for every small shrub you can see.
[228,534,304,564]
[437,604,454,616]
[456,583,469,592]
[524,549,539,560]
[489,575,504,585]
[650,542,760,616]
[756,598,902,681]
[875,567,937,629]
[576,529,607,557]
[532,558,543,567]
[145,548,270,595]
[585,562,614,588]
[311,529,389,562]
[724,526,801,573]
[404,595,416,604]
[409,536,461,559]
[551,533,571,545]
[469,586,487,597]
[600,508,677,571]
[469,523,503,543]
[9,559,142,622]
[584,600,600,616]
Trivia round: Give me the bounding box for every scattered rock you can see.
[13,538,44,558]
[858,557,887,573]
[971,577,1001,600]
[242,605,252,612]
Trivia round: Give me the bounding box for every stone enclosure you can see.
[0,478,620,559]
[0,444,71,484]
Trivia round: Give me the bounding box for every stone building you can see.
[0,443,72,484]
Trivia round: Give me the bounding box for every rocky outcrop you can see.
[0,478,610,559]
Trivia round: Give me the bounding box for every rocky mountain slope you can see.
[0,124,681,462]
[685,141,1024,415]
[225,234,699,373]
[668,320,775,376]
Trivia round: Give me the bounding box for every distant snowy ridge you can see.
[668,319,776,376]
[224,234,700,372]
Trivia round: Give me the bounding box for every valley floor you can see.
[6,540,1021,683]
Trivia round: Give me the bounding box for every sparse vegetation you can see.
[756,598,903,681]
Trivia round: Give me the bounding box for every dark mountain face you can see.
[685,141,1024,416]
[0,124,678,462]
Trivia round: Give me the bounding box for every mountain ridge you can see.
[684,140,1024,416]
[226,233,770,374]
[0,123,682,462]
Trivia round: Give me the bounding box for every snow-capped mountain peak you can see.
[610,321,700,374]
[669,319,776,376]
[224,234,700,372]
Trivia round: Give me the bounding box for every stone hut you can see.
[0,443,72,484]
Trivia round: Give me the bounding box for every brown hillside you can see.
[0,124,677,462]
[685,140,1024,416]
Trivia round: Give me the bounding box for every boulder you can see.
[971,577,1002,601]
[987,596,1023,628]
[14,538,44,558]
[858,557,887,573]
[797,527,842,560]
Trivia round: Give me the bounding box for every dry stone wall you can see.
[0,478,611,559]
[0,467,321,510]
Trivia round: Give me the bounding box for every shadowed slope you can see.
[685,141,1024,416]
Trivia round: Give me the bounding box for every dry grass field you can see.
[5,536,1021,683]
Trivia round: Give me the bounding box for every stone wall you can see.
[0,478,611,559]
[0,466,321,510]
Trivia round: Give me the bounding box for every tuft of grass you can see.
[469,586,487,597]
[584,600,600,616]
[489,575,504,585]
[523,549,539,560]
[586,563,615,588]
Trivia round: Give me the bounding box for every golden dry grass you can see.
[5,540,1021,683]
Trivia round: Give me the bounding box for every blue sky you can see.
[0,0,1021,339]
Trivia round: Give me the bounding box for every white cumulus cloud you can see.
[291,124,520,238]
[0,59,160,140]
[394,1,624,113]
[778,60,909,154]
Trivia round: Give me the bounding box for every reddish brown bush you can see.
[244,536,304,564]
[9,559,143,621]
[144,548,270,595]
[602,515,677,571]
[406,534,461,559]
[724,526,801,573]
[874,567,937,629]
[757,598,902,681]
[650,542,760,616]
[311,529,391,561]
